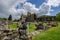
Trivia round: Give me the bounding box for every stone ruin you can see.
[0,20,58,40]
[0,20,31,40]
[0,21,9,30]
[0,21,19,40]
[0,30,19,40]
[35,21,58,31]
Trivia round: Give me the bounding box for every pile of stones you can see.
[35,21,58,31]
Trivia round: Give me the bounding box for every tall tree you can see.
[56,12,60,21]
[8,15,12,21]
[34,13,37,20]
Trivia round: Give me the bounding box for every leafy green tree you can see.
[56,12,60,21]
[8,15,12,21]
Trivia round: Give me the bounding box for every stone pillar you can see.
[18,15,29,40]
[18,23,28,40]
[4,21,9,30]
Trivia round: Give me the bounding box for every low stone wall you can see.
[0,30,33,40]
[0,30,19,40]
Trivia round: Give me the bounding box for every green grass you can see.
[9,22,36,32]
[33,23,60,40]
[9,23,18,30]
[29,23,36,33]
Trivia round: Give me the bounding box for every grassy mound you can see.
[33,23,60,40]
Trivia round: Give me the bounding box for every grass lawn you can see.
[9,22,36,32]
[9,22,18,30]
[29,23,36,33]
[33,23,60,40]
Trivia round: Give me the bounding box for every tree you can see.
[33,13,37,21]
[56,12,60,21]
[8,15,12,21]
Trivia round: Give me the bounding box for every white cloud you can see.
[23,2,39,14]
[0,0,51,19]
[0,0,60,20]
[45,0,60,16]
[37,2,51,17]
[0,0,27,19]
[17,9,27,15]
[47,0,60,7]
[20,2,50,17]
[37,0,60,16]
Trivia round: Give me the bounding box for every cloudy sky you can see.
[0,0,60,20]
